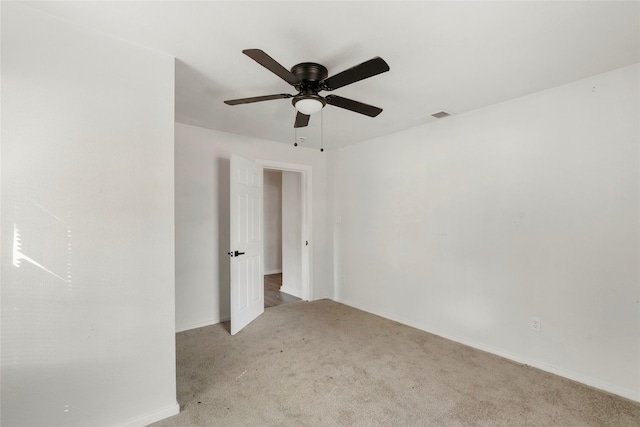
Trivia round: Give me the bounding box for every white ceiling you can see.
[22,1,640,150]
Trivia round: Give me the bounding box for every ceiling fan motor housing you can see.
[291,62,329,111]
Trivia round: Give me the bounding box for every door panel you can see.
[230,155,264,335]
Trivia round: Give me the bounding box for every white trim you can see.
[256,159,313,301]
[118,402,180,427]
[336,297,640,403]
[176,316,229,333]
[279,285,303,299]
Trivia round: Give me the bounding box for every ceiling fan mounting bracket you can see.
[291,62,328,84]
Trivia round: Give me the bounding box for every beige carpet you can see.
[152,300,640,426]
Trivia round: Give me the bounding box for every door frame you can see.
[256,159,312,301]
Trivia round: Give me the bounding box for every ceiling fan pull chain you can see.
[320,108,324,153]
[294,126,298,147]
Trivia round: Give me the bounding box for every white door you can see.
[230,154,264,335]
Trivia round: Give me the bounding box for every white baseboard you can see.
[280,285,303,299]
[335,297,640,403]
[264,269,282,275]
[119,402,179,427]
[176,316,229,333]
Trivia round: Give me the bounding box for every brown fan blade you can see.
[321,57,389,91]
[325,95,383,117]
[294,111,310,128]
[224,93,293,105]
[243,49,300,85]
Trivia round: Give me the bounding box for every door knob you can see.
[227,251,245,257]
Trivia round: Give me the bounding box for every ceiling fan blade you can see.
[224,93,293,105]
[294,111,310,128]
[325,95,383,117]
[321,57,390,90]
[243,49,300,85]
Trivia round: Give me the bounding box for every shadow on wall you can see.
[216,157,230,325]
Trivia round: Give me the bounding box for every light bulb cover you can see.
[293,96,325,115]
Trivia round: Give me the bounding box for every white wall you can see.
[328,63,640,401]
[263,171,282,274]
[175,123,330,332]
[1,2,178,426]
[281,171,303,297]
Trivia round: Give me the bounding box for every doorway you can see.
[229,156,313,335]
[258,159,313,304]
[263,169,303,308]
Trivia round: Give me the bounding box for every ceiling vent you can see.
[431,111,451,119]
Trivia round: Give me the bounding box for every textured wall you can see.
[329,64,640,401]
[1,2,177,426]
[282,171,303,297]
[263,171,283,274]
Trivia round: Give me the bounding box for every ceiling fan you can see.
[224,49,390,129]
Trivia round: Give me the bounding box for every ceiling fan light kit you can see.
[293,95,326,115]
[224,49,390,141]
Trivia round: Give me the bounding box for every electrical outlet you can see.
[530,317,541,332]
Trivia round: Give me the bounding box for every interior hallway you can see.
[264,273,301,308]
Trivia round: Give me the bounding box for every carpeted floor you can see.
[151,300,640,426]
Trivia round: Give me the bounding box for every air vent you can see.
[431,111,451,119]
